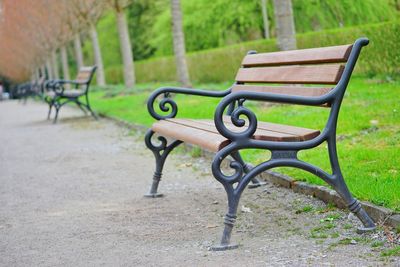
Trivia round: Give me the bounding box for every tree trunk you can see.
[34,69,39,81]
[60,46,70,81]
[74,34,84,69]
[40,65,46,78]
[170,0,191,87]
[46,59,53,80]
[273,0,296,50]
[89,24,106,86]
[51,50,60,79]
[116,9,135,89]
[261,0,270,39]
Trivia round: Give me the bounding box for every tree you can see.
[46,60,53,79]
[89,24,106,85]
[51,50,60,79]
[60,46,70,80]
[273,0,296,50]
[73,34,84,69]
[108,0,135,89]
[70,0,107,86]
[261,0,270,39]
[170,0,191,87]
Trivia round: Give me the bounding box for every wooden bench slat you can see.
[173,118,297,141]
[231,85,332,97]
[75,67,94,83]
[76,72,91,83]
[242,44,352,67]
[235,65,344,84]
[152,120,230,152]
[220,117,320,141]
[231,85,332,107]
[152,117,321,152]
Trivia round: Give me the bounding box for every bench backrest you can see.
[232,44,355,106]
[75,66,97,84]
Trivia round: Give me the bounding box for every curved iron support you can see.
[144,130,183,198]
[230,151,266,188]
[210,139,375,250]
[52,97,73,123]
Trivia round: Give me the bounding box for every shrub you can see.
[105,20,400,84]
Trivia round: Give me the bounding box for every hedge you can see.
[105,20,400,84]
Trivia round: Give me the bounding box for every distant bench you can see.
[144,38,376,250]
[45,66,97,123]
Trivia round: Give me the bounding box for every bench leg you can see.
[210,199,240,251]
[331,173,376,233]
[230,151,266,189]
[83,94,98,120]
[328,138,376,232]
[210,149,254,251]
[52,99,70,124]
[47,101,53,120]
[144,130,182,198]
[75,100,88,115]
[53,102,61,124]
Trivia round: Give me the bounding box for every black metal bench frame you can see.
[45,66,97,123]
[144,38,376,250]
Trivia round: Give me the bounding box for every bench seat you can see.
[152,117,320,152]
[45,89,85,98]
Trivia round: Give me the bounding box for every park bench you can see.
[21,75,47,102]
[144,38,376,250]
[45,66,97,123]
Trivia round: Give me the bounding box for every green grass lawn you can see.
[90,77,400,212]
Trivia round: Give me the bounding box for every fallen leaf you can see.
[241,205,252,213]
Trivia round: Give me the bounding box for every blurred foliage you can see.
[104,21,400,84]
[79,0,399,83]
[125,0,398,58]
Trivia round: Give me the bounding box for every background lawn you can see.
[90,76,400,212]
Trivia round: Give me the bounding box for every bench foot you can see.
[144,171,164,198]
[357,225,376,234]
[210,212,240,251]
[248,177,267,189]
[348,199,376,233]
[144,193,164,198]
[209,243,239,251]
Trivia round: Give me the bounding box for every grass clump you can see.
[380,246,400,257]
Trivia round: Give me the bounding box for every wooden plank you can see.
[152,120,229,152]
[231,85,332,97]
[220,117,320,141]
[79,66,95,72]
[242,44,352,67]
[235,65,344,84]
[170,118,319,142]
[76,70,91,83]
[152,116,321,152]
[172,118,297,141]
[75,67,94,82]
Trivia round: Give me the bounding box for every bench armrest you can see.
[147,86,231,120]
[46,79,87,95]
[213,90,334,141]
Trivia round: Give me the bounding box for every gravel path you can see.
[0,100,398,266]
